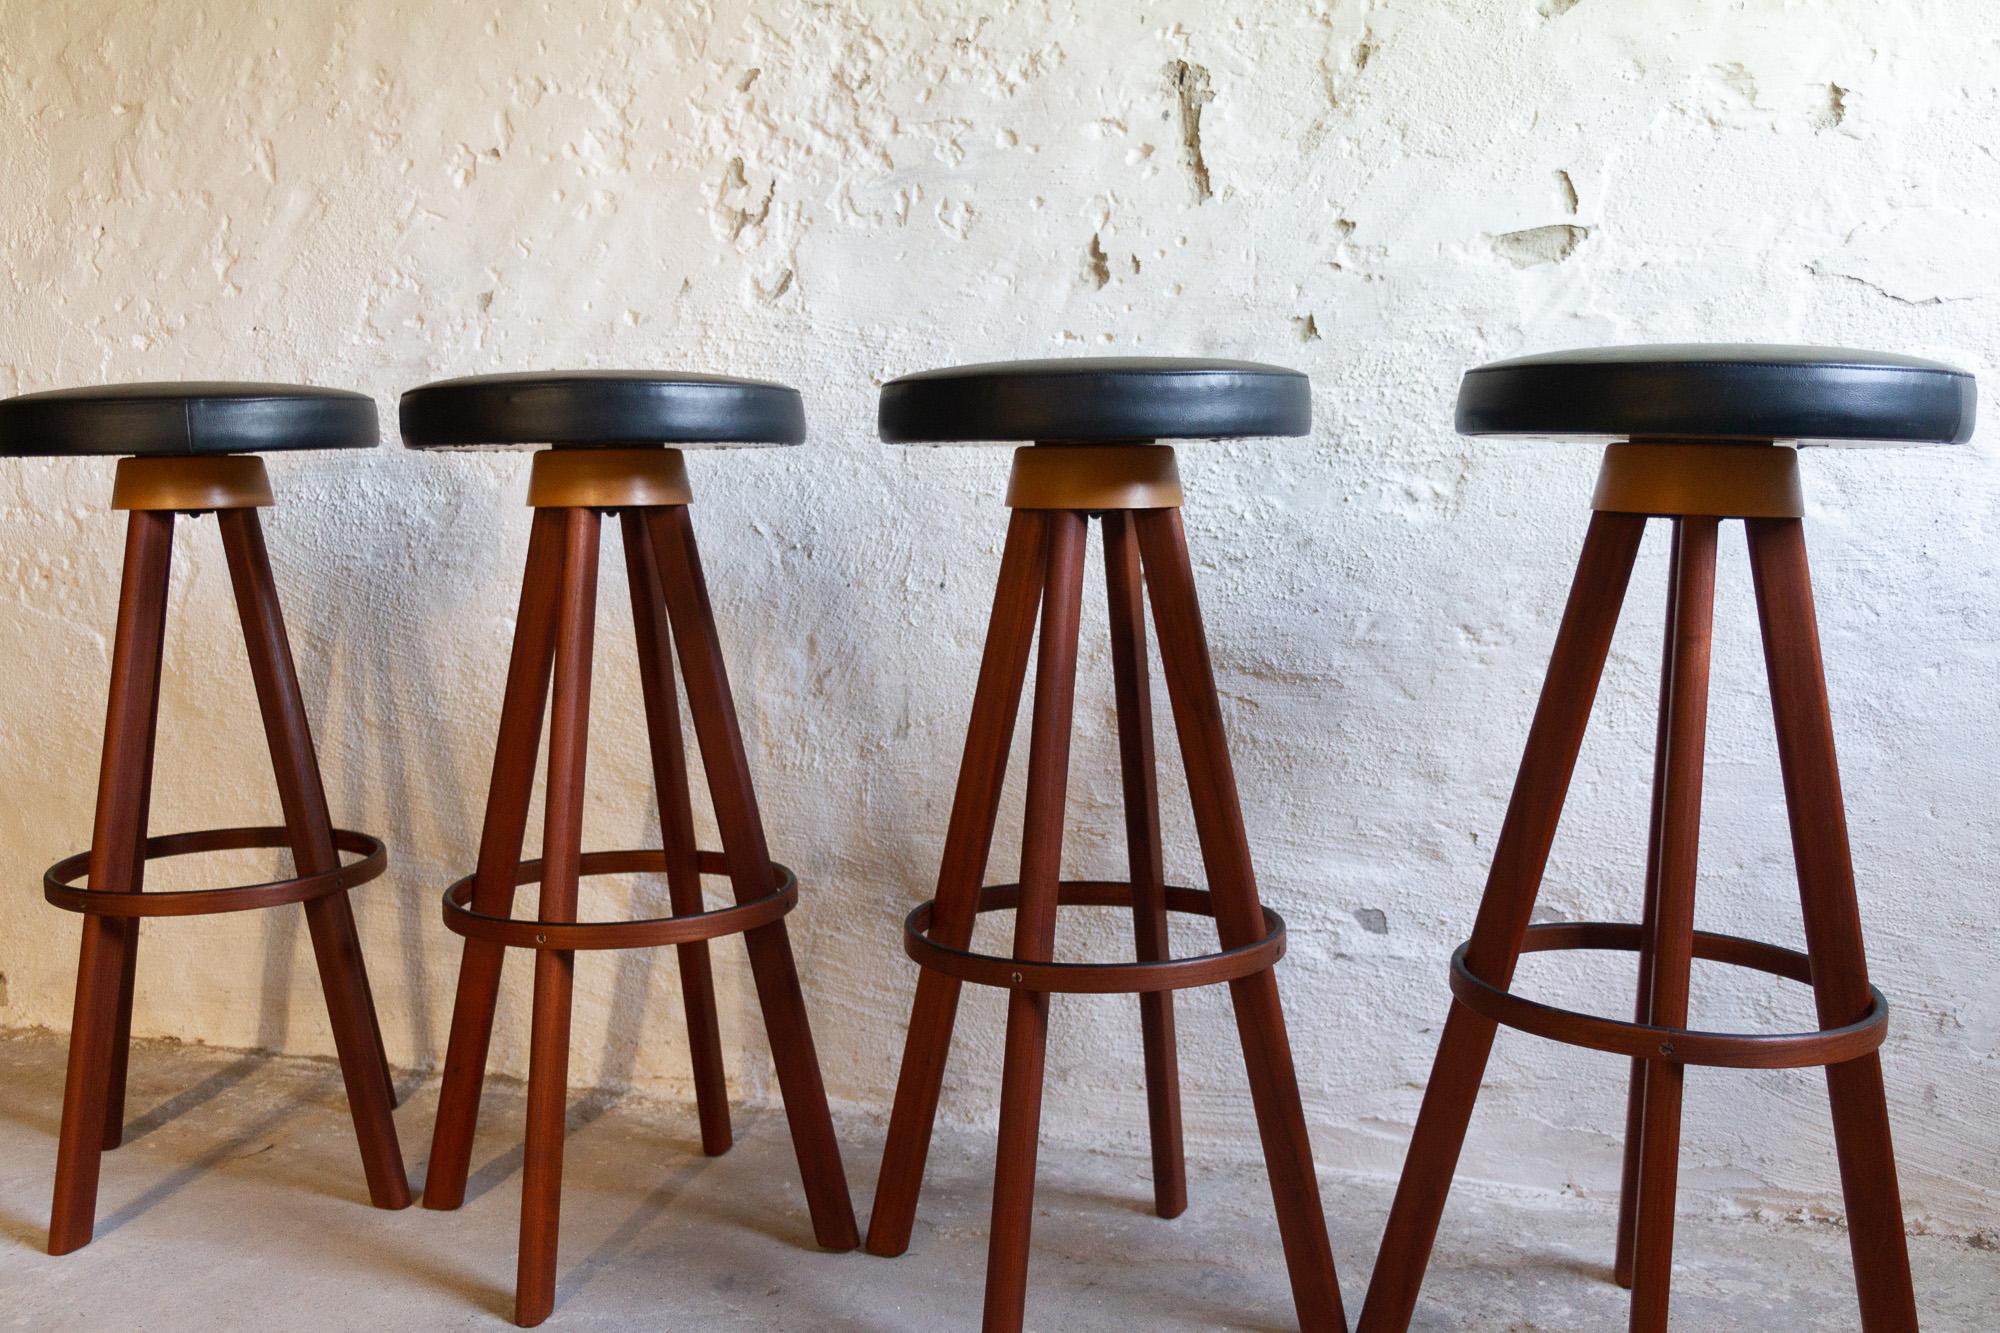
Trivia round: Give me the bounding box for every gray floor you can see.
[0,1030,1992,1330]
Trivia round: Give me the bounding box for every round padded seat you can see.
[878,357,1311,443]
[1456,344,1976,444]
[0,383,377,457]
[400,371,805,449]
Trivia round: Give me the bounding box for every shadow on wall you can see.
[290,453,518,1069]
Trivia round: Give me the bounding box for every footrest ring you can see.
[904,880,1285,993]
[43,826,387,918]
[1450,921,1888,1068]
[442,849,796,951]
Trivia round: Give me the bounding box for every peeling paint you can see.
[1492,223,1591,267]
[1166,58,1214,204]
[1085,233,1111,288]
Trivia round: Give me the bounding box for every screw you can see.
[1658,1041,1675,1057]
[536,933,548,945]
[1011,970,1023,985]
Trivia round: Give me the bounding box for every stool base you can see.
[867,501,1343,1333]
[1359,511,1918,1333]
[48,501,408,1257]
[422,501,856,1328]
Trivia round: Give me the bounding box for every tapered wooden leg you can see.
[1358,511,1648,1333]
[983,510,1088,1331]
[868,509,1050,1257]
[1102,511,1186,1220]
[48,511,174,1255]
[1747,518,1919,1333]
[1625,517,1719,1333]
[516,508,600,1328]
[425,509,566,1211]
[1135,506,1345,1332]
[218,508,410,1211]
[101,523,171,1154]
[647,504,859,1251]
[1615,523,1686,1289]
[622,510,732,1157]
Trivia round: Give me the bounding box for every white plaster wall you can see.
[2,0,1995,1238]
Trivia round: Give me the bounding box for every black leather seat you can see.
[0,383,377,456]
[878,357,1311,443]
[1456,344,1976,444]
[400,371,806,448]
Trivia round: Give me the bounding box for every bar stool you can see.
[865,358,1345,1331]
[1360,345,1977,1333]
[0,382,410,1255]
[400,371,857,1327]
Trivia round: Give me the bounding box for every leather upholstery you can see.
[878,357,1311,443]
[0,383,377,456]
[1456,344,1976,444]
[400,371,805,449]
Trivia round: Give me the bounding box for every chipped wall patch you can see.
[1166,59,1215,204]
[1492,223,1591,267]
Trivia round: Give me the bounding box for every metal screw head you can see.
[536,933,548,945]
[1658,1041,1675,1057]
[1010,970,1023,985]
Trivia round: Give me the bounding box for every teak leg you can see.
[1747,519,1918,1333]
[1135,507,1345,1333]
[983,510,1089,1332]
[425,509,566,1211]
[1616,523,1687,1288]
[516,508,600,1328]
[102,522,172,1153]
[648,505,858,1251]
[48,510,174,1256]
[1358,511,1646,1333]
[219,509,409,1213]
[1625,517,1719,1333]
[867,509,1050,1257]
[1103,511,1187,1220]
[623,511,732,1157]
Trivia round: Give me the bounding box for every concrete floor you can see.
[0,1030,1993,1330]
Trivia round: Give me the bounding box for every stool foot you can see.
[1359,512,1645,1332]
[648,506,857,1250]
[221,509,409,1212]
[50,511,173,1254]
[515,509,600,1327]
[1137,507,1345,1331]
[984,511,1088,1329]
[623,512,732,1158]
[426,511,566,1212]
[867,510,1048,1258]
[1626,518,1719,1331]
[1615,520,1689,1290]
[1749,518,1918,1332]
[1103,512,1187,1220]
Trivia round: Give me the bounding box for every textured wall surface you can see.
[2,0,1995,1238]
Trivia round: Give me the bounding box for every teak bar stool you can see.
[400,371,857,1327]
[1359,345,1977,1333]
[866,358,1345,1332]
[0,383,410,1255]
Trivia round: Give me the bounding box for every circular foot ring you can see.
[442,849,796,951]
[1450,921,1887,1068]
[904,880,1285,993]
[44,826,386,918]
